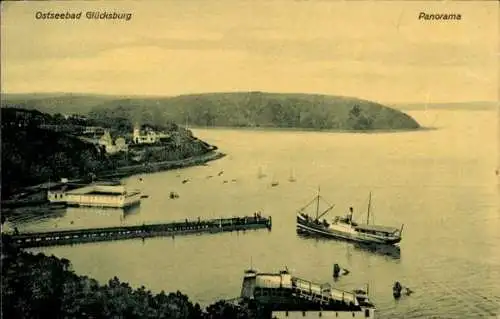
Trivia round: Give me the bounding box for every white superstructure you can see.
[48,184,141,208]
[240,269,375,319]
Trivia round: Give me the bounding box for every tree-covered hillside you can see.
[0,108,216,197]
[2,92,421,131]
[89,92,420,131]
[1,109,109,196]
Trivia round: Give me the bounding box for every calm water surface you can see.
[12,110,500,318]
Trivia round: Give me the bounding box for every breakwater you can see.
[3,215,272,249]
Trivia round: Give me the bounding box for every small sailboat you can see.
[288,169,296,182]
[257,167,266,179]
[271,174,279,187]
[393,282,413,298]
[296,190,403,245]
[332,263,350,279]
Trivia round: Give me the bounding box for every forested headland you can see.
[2,92,421,131]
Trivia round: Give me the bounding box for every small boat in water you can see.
[296,189,403,245]
[332,263,350,279]
[169,191,179,199]
[392,281,413,299]
[270,173,279,187]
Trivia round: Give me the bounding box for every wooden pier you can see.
[2,215,272,249]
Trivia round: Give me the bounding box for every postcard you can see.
[1,1,498,318]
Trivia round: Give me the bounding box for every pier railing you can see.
[2,215,272,249]
[291,277,357,305]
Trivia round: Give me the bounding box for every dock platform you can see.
[2,215,272,249]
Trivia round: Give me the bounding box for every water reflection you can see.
[123,205,141,219]
[352,242,401,260]
[3,205,66,226]
[296,231,401,261]
[5,204,143,233]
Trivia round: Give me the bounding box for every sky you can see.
[1,1,498,104]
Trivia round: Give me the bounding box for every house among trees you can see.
[132,125,170,144]
[99,130,128,154]
[1,108,49,128]
[84,126,105,135]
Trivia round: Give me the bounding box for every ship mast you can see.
[366,192,372,225]
[315,186,321,220]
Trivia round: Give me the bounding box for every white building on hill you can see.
[133,125,169,144]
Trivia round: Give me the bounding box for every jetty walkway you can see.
[2,215,272,249]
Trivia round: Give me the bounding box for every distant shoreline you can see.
[189,125,437,134]
[102,150,226,180]
[390,105,498,111]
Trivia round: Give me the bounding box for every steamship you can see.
[296,189,403,245]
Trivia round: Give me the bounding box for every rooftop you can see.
[48,183,134,196]
[247,271,358,305]
[67,185,127,195]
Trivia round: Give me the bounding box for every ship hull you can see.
[296,215,401,245]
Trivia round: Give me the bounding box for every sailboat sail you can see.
[257,167,266,179]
